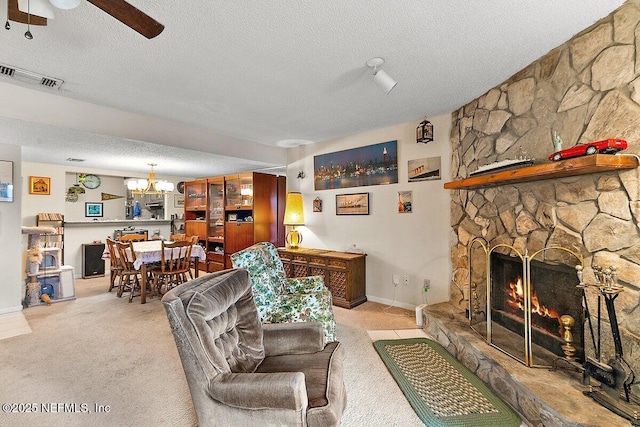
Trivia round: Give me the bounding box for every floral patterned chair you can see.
[230,242,336,344]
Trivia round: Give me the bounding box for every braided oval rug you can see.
[374,338,521,427]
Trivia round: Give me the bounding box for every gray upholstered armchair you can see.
[162,268,347,427]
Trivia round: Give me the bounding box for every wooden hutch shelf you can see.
[444,154,639,190]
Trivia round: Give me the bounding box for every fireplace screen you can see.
[469,240,584,368]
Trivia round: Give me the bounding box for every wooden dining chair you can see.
[188,235,201,279]
[169,233,186,241]
[118,234,146,242]
[106,238,123,293]
[151,240,193,296]
[114,240,145,302]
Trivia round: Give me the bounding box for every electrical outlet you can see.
[423,279,430,290]
[403,275,409,286]
[392,274,400,286]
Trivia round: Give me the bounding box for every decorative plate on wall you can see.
[177,181,185,194]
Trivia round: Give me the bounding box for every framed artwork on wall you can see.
[85,202,103,217]
[313,197,322,212]
[174,194,185,208]
[398,191,412,213]
[408,156,441,182]
[29,176,50,195]
[0,160,14,202]
[336,193,369,215]
[314,140,398,190]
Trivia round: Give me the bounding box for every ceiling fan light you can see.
[49,0,81,10]
[18,0,55,19]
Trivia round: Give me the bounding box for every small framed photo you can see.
[29,176,50,195]
[85,202,103,217]
[398,191,412,213]
[174,194,185,208]
[228,213,237,221]
[0,160,14,202]
[336,193,369,215]
[313,197,322,212]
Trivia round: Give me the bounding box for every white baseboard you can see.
[0,305,25,315]
[366,296,419,311]
[0,311,32,340]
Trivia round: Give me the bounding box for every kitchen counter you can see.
[65,219,171,227]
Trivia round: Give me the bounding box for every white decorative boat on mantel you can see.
[470,158,534,176]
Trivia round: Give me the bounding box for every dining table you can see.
[132,240,207,304]
[104,240,207,304]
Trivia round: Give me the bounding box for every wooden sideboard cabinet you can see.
[277,247,366,309]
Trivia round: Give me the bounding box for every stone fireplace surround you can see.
[422,303,627,426]
[448,0,640,399]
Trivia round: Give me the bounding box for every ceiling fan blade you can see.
[7,0,48,26]
[86,0,164,39]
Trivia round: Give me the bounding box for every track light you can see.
[366,57,397,94]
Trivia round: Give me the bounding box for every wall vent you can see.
[0,62,64,89]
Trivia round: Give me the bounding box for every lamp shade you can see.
[283,192,305,226]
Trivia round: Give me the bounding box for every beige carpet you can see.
[0,275,421,426]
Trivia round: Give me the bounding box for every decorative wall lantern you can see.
[416,118,433,144]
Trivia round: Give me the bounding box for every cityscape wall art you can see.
[314,140,398,190]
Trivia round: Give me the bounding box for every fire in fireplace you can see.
[489,251,584,367]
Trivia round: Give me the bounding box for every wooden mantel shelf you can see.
[444,154,639,190]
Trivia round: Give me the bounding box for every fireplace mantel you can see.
[444,154,639,190]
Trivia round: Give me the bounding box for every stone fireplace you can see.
[449,1,640,385]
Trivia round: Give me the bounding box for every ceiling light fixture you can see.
[126,163,174,195]
[366,57,397,94]
[49,0,81,10]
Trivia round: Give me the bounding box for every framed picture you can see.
[314,140,398,190]
[85,202,103,217]
[398,191,412,213]
[29,176,50,195]
[336,193,369,215]
[174,194,185,208]
[313,197,322,212]
[228,213,237,221]
[408,156,441,182]
[0,160,14,202]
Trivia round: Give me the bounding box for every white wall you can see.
[21,162,191,278]
[0,143,23,314]
[287,115,452,309]
[21,162,189,225]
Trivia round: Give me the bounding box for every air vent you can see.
[0,62,63,89]
[66,158,86,162]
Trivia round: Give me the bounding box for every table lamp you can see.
[283,192,305,249]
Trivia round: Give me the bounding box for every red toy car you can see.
[548,138,627,161]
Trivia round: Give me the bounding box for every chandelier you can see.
[126,163,174,195]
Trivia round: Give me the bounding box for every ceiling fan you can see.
[7,0,164,39]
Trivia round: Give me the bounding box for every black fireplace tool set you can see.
[575,265,639,425]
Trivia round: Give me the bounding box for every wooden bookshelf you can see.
[444,154,639,190]
[36,213,64,263]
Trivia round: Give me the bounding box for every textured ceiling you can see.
[0,0,626,178]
